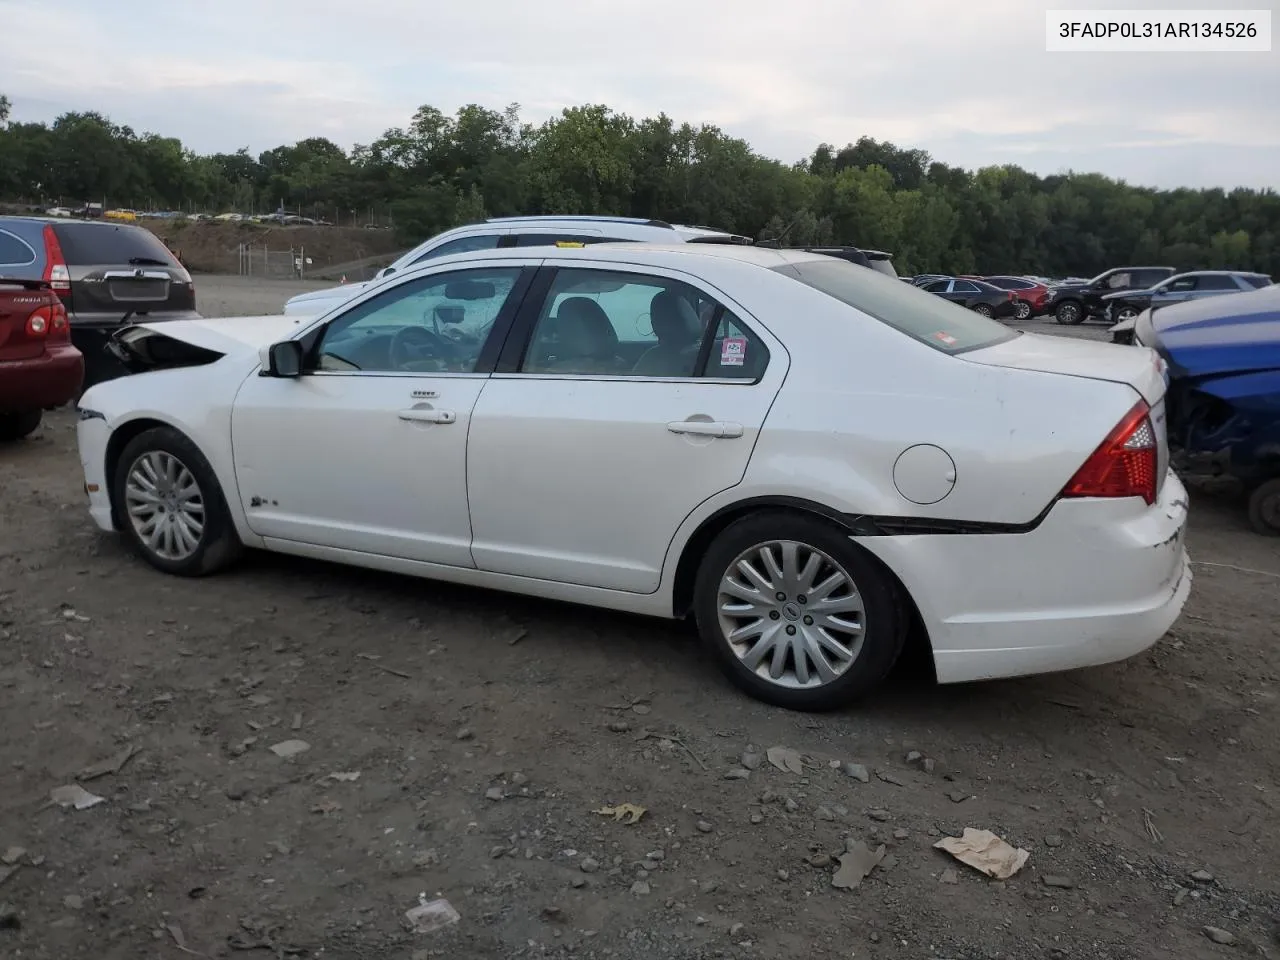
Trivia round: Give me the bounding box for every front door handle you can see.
[667,420,743,439]
[398,407,456,424]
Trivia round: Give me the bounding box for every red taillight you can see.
[42,224,71,293]
[1062,400,1158,505]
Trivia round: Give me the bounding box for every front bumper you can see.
[858,471,1192,684]
[77,414,115,532]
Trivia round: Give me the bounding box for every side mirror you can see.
[263,340,304,378]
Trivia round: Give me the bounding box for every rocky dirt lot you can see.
[1,277,1278,960]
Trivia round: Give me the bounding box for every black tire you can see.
[692,511,905,711]
[1013,300,1032,321]
[0,410,42,442]
[1247,479,1280,537]
[1055,300,1085,325]
[972,303,994,318]
[111,426,243,576]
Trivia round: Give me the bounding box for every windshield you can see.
[776,258,1016,354]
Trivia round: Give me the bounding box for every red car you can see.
[983,276,1051,321]
[0,279,84,441]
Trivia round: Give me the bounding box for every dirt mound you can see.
[145,221,403,276]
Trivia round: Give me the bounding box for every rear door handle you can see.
[667,420,743,439]
[398,408,456,424]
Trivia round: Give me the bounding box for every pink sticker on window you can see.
[720,337,747,366]
[932,331,958,346]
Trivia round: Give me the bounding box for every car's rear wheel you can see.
[0,410,42,442]
[972,303,994,318]
[693,512,905,711]
[112,426,243,576]
[1013,300,1032,321]
[1055,301,1085,325]
[1114,305,1139,323]
[1247,479,1280,537]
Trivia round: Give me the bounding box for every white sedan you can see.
[76,244,1191,711]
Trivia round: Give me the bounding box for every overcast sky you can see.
[2,0,1275,190]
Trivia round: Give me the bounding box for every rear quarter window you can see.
[0,229,36,266]
[776,258,1015,354]
[52,223,181,266]
[1242,275,1273,289]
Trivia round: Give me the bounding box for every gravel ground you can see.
[2,276,1278,960]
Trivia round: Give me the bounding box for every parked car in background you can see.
[0,278,83,440]
[78,243,1188,711]
[283,216,754,316]
[1132,284,1280,535]
[1105,270,1272,343]
[983,275,1051,320]
[919,277,1018,318]
[0,216,199,390]
[910,274,951,287]
[1047,266,1176,325]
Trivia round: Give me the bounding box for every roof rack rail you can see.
[483,215,673,228]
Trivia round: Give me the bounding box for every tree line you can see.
[1,96,1276,278]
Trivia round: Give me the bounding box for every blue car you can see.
[1133,284,1280,535]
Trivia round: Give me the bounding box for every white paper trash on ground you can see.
[406,898,460,934]
[934,828,1029,880]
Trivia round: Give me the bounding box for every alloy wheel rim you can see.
[716,540,866,689]
[124,451,205,561]
[1015,302,1031,320]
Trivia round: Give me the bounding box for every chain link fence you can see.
[235,243,311,279]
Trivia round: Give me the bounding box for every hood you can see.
[135,314,312,354]
[963,331,1166,405]
[284,282,369,314]
[1148,285,1280,379]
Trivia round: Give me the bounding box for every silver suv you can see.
[283,216,751,315]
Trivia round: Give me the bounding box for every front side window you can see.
[1167,276,1199,292]
[313,267,522,374]
[777,257,1014,355]
[1105,272,1132,289]
[922,279,950,293]
[409,233,501,266]
[518,268,766,379]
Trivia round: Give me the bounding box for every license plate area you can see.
[108,278,170,302]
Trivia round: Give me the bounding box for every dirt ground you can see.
[2,276,1279,960]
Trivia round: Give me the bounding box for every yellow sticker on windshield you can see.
[555,241,586,248]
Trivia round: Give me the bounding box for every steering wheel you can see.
[388,325,450,369]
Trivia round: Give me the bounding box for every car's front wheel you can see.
[0,410,42,442]
[693,512,905,711]
[112,426,243,576]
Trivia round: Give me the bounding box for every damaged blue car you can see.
[1132,284,1280,535]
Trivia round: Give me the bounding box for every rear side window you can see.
[1242,275,1273,289]
[1198,274,1239,291]
[52,223,179,266]
[512,233,633,247]
[777,258,1015,354]
[0,229,36,266]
